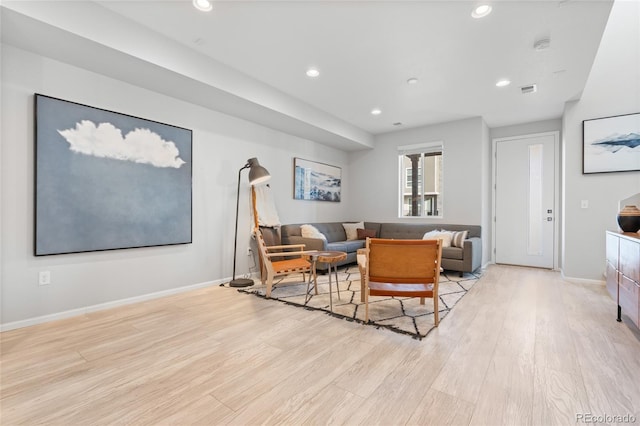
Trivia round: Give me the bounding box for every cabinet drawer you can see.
[606,233,619,265]
[620,237,640,282]
[619,274,639,328]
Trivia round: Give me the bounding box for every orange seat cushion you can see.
[272,258,310,273]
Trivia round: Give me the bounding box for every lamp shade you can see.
[247,157,271,185]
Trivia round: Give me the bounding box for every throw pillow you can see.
[422,230,452,247]
[300,224,327,241]
[357,228,377,240]
[343,221,365,241]
[449,230,469,248]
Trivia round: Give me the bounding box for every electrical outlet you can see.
[247,247,252,256]
[39,271,51,286]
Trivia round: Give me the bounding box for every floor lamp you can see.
[229,157,271,287]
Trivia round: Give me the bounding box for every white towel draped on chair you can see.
[253,184,281,227]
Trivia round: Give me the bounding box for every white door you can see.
[494,133,557,268]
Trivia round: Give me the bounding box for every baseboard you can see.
[560,271,605,286]
[0,277,227,332]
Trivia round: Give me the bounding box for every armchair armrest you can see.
[266,244,306,251]
[356,248,367,268]
[265,249,317,258]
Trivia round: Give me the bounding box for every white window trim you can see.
[397,141,444,219]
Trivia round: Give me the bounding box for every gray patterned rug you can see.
[239,265,481,339]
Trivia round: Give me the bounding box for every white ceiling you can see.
[1,0,614,149]
[96,0,613,132]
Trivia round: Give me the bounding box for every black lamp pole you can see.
[229,158,270,287]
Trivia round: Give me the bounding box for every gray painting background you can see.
[35,95,192,255]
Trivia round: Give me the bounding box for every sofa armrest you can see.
[462,237,482,272]
[286,236,328,252]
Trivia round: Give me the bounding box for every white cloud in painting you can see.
[57,120,186,168]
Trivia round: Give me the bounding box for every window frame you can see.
[397,141,444,219]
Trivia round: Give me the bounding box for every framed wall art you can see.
[293,157,341,202]
[35,94,192,255]
[583,112,640,174]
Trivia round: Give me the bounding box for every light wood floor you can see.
[2,264,639,425]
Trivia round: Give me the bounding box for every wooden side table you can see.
[305,251,347,311]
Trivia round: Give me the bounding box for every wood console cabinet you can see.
[606,231,640,328]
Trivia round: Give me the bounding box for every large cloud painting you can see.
[35,94,192,255]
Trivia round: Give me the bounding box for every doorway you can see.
[493,132,559,269]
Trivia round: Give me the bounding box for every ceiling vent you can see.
[521,84,537,94]
[534,38,551,51]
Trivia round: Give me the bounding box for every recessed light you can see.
[193,0,213,12]
[371,108,382,116]
[306,68,320,78]
[472,4,492,18]
[407,77,418,85]
[496,79,511,87]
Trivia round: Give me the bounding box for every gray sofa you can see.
[280,222,482,275]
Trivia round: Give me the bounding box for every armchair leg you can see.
[260,266,266,285]
[365,288,369,322]
[266,271,275,298]
[434,296,439,326]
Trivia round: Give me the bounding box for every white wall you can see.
[348,117,490,259]
[490,119,562,141]
[562,0,640,281]
[0,45,350,326]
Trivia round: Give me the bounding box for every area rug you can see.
[238,265,481,339]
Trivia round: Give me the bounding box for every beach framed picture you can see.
[583,112,640,174]
[34,94,192,255]
[293,157,341,202]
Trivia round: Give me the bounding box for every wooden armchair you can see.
[255,228,317,298]
[364,238,443,325]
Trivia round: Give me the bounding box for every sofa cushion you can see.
[380,223,440,239]
[259,227,281,247]
[313,223,347,243]
[301,224,327,241]
[357,228,377,239]
[343,221,364,240]
[449,230,468,248]
[363,222,382,237]
[327,240,365,253]
[423,230,452,247]
[442,246,464,260]
[380,223,481,239]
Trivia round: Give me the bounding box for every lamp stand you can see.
[230,163,254,288]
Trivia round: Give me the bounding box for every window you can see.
[398,142,443,217]
[405,168,422,188]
